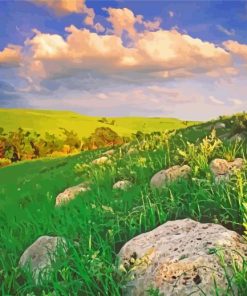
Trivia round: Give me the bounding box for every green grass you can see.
[0,121,247,295]
[0,108,199,137]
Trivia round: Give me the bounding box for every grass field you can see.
[0,108,199,137]
[0,116,247,295]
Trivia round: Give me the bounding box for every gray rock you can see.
[19,236,67,283]
[55,183,89,206]
[118,219,247,296]
[229,133,246,142]
[150,165,191,189]
[92,156,110,165]
[214,122,226,129]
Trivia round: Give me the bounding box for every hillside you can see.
[0,115,247,295]
[0,108,199,137]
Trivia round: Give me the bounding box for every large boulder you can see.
[210,158,244,182]
[118,219,247,296]
[55,183,89,207]
[150,165,191,189]
[113,180,132,190]
[19,236,67,283]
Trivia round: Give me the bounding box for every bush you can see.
[0,158,11,168]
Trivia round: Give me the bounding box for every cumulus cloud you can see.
[21,22,232,91]
[216,25,235,36]
[106,7,138,39]
[0,45,21,67]
[32,0,86,15]
[224,40,247,60]
[105,7,161,40]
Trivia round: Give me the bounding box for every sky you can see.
[0,0,247,120]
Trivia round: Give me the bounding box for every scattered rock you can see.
[19,236,67,283]
[210,158,244,182]
[102,149,115,156]
[118,219,247,296]
[55,183,89,206]
[113,180,132,190]
[127,147,138,155]
[229,133,246,142]
[214,122,226,129]
[150,165,191,189]
[92,156,109,165]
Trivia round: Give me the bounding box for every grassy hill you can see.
[0,116,247,295]
[0,108,199,137]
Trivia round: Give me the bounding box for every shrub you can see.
[0,158,11,168]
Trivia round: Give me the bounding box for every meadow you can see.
[0,115,247,295]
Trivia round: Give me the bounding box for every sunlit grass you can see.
[0,125,246,295]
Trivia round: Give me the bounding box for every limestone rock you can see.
[102,149,115,156]
[92,156,109,165]
[229,133,246,142]
[150,165,191,189]
[127,147,138,155]
[214,122,226,129]
[55,183,89,206]
[118,219,247,296]
[210,158,244,182]
[113,180,132,190]
[19,236,67,283]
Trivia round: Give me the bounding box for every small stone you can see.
[214,122,226,129]
[229,133,246,142]
[113,180,132,190]
[127,148,138,155]
[102,149,115,156]
[55,183,89,206]
[92,156,109,165]
[19,236,67,284]
[150,165,191,189]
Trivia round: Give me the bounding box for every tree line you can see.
[0,126,126,167]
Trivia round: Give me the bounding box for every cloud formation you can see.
[216,25,235,36]
[21,21,232,90]
[0,45,21,67]
[32,0,86,15]
[224,40,247,61]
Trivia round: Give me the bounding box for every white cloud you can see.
[216,25,235,36]
[208,95,224,105]
[31,0,86,15]
[0,45,21,67]
[229,98,243,105]
[169,11,174,18]
[224,40,247,60]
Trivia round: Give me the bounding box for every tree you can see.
[82,127,123,150]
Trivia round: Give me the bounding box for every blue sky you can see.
[1,0,247,119]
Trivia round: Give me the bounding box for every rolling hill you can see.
[0,108,199,137]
